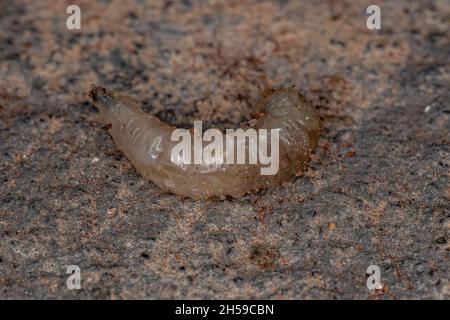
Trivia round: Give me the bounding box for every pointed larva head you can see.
[89,84,117,124]
[89,84,126,124]
[89,84,145,126]
[89,84,116,107]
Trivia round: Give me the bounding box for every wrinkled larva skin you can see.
[89,85,320,199]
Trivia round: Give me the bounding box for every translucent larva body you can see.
[89,85,320,199]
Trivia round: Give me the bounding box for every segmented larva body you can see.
[89,85,320,199]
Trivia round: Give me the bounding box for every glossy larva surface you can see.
[90,85,320,199]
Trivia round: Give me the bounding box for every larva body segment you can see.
[89,85,320,199]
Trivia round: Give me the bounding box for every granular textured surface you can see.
[0,0,449,299]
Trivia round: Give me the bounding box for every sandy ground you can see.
[0,0,449,299]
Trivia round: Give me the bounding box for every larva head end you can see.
[89,84,117,125]
[89,83,99,101]
[89,84,114,105]
[89,84,98,95]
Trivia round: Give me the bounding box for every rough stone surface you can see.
[0,0,448,299]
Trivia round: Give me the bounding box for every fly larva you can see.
[89,84,320,199]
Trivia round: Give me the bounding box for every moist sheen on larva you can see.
[89,85,320,199]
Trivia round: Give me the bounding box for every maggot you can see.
[89,85,320,199]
